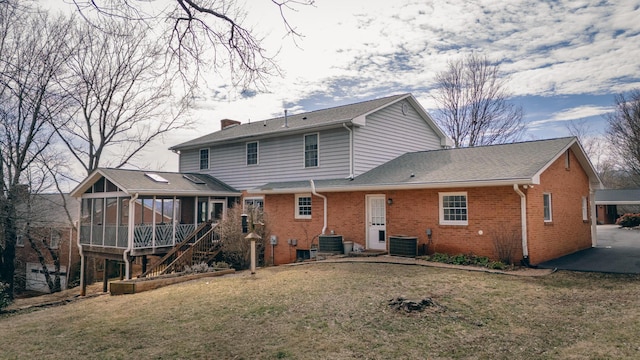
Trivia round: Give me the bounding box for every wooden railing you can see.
[139,221,219,278]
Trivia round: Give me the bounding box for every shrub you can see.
[492,227,521,265]
[183,262,213,274]
[616,213,640,228]
[425,253,499,269]
[0,282,11,312]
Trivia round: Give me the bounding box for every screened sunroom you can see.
[70,168,240,278]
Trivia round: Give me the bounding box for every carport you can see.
[594,189,640,224]
[539,225,640,274]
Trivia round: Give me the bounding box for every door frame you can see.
[209,199,227,223]
[365,194,387,250]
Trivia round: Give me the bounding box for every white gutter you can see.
[590,188,597,247]
[76,204,86,295]
[123,193,139,280]
[513,184,529,260]
[342,123,354,179]
[310,180,327,235]
[248,178,537,195]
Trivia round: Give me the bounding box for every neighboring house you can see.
[14,193,80,293]
[595,189,640,224]
[70,168,240,292]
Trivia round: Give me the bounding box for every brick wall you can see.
[525,149,592,264]
[262,150,592,265]
[264,187,523,264]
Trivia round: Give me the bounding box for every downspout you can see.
[76,203,86,296]
[123,193,139,280]
[342,123,354,179]
[67,225,73,289]
[513,184,530,265]
[590,188,597,247]
[310,180,327,235]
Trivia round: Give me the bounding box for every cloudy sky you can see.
[53,0,640,172]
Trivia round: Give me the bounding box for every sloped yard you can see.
[1,263,640,359]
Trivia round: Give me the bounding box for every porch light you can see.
[387,198,393,205]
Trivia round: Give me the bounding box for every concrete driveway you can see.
[538,225,640,274]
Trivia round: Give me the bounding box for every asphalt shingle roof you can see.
[170,94,409,150]
[252,137,581,192]
[350,137,576,186]
[84,168,240,196]
[595,189,640,204]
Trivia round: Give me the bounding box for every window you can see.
[246,142,258,165]
[244,197,264,209]
[50,229,60,249]
[439,192,468,225]
[16,234,24,247]
[543,193,552,222]
[199,148,209,170]
[304,133,318,168]
[295,194,312,219]
[582,196,588,221]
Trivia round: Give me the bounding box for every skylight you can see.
[145,173,169,183]
[183,174,206,184]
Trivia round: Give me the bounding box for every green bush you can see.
[0,282,11,312]
[616,213,640,228]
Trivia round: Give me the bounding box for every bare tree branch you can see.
[57,18,194,175]
[432,53,525,148]
[70,0,314,89]
[606,89,640,186]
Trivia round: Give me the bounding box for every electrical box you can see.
[270,235,277,245]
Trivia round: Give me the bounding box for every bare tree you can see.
[70,0,314,87]
[432,53,525,147]
[57,18,192,175]
[606,89,640,186]
[565,119,608,172]
[0,4,74,297]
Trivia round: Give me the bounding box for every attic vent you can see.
[145,173,169,183]
[183,174,205,184]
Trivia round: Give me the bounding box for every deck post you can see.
[142,255,147,274]
[80,255,86,296]
[102,259,109,293]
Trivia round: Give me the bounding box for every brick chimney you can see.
[221,119,241,130]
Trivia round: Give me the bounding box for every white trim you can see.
[582,196,588,221]
[246,141,259,166]
[365,194,387,250]
[295,193,312,219]
[543,193,553,222]
[439,192,468,226]
[303,132,319,168]
[248,179,536,194]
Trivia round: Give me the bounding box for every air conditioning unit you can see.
[318,235,343,253]
[389,236,418,257]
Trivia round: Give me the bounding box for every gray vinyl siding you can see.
[179,127,350,190]
[179,148,203,172]
[353,100,442,176]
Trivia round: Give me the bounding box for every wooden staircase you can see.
[139,221,223,278]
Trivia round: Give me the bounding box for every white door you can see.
[366,195,386,250]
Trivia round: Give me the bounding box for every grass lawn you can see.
[1,263,640,359]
